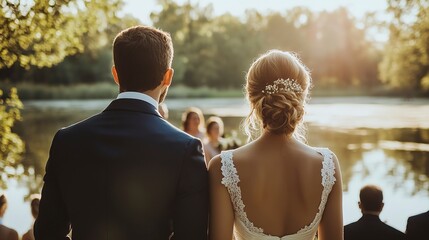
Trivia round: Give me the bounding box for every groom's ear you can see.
[111,66,120,86]
[162,68,174,87]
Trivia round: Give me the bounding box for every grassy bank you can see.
[0,82,245,100]
[0,82,423,99]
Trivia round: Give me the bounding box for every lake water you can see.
[2,97,429,235]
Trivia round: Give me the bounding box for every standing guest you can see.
[203,116,225,165]
[158,102,169,119]
[182,107,205,139]
[344,185,404,240]
[0,194,19,240]
[22,195,41,240]
[405,210,429,240]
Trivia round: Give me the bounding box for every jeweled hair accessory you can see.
[261,78,303,95]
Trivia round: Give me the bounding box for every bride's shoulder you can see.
[207,153,224,181]
[300,145,340,166]
[208,154,222,171]
[306,146,342,178]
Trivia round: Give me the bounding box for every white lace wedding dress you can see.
[220,148,336,240]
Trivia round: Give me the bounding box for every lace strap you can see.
[320,148,336,190]
[220,150,264,234]
[296,148,336,233]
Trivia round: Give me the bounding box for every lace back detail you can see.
[297,148,336,233]
[220,150,264,234]
[220,148,336,237]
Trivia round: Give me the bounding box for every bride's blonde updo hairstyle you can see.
[244,50,311,141]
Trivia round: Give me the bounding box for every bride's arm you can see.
[318,153,344,240]
[208,155,234,240]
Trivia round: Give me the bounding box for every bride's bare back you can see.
[208,134,343,240]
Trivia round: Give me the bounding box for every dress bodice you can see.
[220,148,336,240]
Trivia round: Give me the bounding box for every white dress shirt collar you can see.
[0,217,3,225]
[117,91,158,109]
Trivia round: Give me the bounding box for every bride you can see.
[208,50,343,240]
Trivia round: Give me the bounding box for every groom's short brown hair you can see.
[113,25,173,92]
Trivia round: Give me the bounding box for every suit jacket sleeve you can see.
[34,130,71,240]
[172,138,209,240]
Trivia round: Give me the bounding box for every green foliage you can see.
[0,88,24,188]
[0,82,245,100]
[150,1,381,90]
[5,0,426,97]
[0,0,123,69]
[379,0,429,95]
[1,82,119,99]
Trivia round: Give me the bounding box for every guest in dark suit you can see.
[0,194,19,240]
[34,25,209,240]
[406,210,429,240]
[344,185,404,240]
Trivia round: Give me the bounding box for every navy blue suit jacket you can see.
[406,211,429,240]
[34,99,209,240]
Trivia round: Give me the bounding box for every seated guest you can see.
[344,185,404,240]
[203,116,225,164]
[22,195,41,240]
[182,107,205,139]
[405,210,429,240]
[0,194,19,240]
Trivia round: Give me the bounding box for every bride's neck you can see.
[259,131,296,143]
[260,131,295,142]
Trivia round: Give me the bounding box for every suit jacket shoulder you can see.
[406,211,429,240]
[0,224,19,240]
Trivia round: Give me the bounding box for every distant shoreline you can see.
[1,82,428,100]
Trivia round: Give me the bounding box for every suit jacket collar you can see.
[103,98,161,118]
[360,214,381,222]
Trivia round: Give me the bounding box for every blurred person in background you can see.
[22,195,40,240]
[203,116,225,165]
[182,107,205,139]
[158,102,169,119]
[0,194,19,240]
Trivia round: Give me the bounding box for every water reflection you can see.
[2,98,429,233]
[11,104,429,197]
[307,127,429,193]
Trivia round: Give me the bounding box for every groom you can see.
[34,26,208,240]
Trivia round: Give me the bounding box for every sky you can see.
[120,0,389,25]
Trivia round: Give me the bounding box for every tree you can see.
[0,0,123,69]
[379,0,429,95]
[0,88,23,189]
